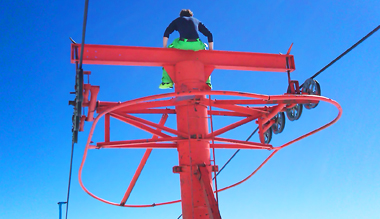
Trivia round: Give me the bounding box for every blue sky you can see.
[1,1,379,219]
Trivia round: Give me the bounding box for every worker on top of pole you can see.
[159,9,214,89]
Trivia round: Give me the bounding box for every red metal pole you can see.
[105,113,110,142]
[174,61,219,219]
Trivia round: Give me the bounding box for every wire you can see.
[301,24,380,87]
[65,142,75,219]
[213,127,258,180]
[65,1,90,219]
[79,0,90,69]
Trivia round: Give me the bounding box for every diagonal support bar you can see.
[210,103,264,116]
[110,113,171,138]
[198,165,222,219]
[205,116,257,138]
[120,114,168,206]
[90,143,177,149]
[120,113,187,138]
[96,137,181,147]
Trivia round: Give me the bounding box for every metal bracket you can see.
[287,80,300,94]
[173,166,183,173]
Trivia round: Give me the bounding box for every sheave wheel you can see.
[272,112,285,134]
[286,104,303,121]
[264,127,272,144]
[302,78,321,109]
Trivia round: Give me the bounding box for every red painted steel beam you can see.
[209,103,264,116]
[96,99,176,114]
[91,143,269,150]
[105,113,110,142]
[205,116,257,138]
[121,113,188,137]
[96,137,181,147]
[71,44,295,72]
[90,143,177,149]
[105,109,177,115]
[213,137,273,149]
[98,103,255,117]
[120,114,168,206]
[214,99,317,105]
[110,113,172,139]
[174,61,213,219]
[208,110,250,117]
[198,165,222,219]
[211,143,271,150]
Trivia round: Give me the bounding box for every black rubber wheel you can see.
[264,127,272,144]
[272,112,285,134]
[286,104,303,121]
[302,79,321,109]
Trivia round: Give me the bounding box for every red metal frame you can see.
[78,91,342,208]
[71,44,295,73]
[73,44,341,218]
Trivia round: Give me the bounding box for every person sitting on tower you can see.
[159,9,214,89]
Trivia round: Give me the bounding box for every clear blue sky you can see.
[1,1,379,219]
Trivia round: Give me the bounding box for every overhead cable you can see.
[65,1,90,219]
[305,25,380,84]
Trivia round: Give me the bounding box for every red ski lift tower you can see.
[70,43,342,219]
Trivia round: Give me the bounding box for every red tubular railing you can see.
[78,90,342,207]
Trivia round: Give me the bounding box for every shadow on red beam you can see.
[90,143,177,149]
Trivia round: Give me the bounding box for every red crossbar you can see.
[71,44,295,72]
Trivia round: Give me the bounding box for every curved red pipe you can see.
[78,91,342,207]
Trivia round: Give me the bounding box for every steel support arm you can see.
[71,44,295,72]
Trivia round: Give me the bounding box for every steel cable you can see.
[65,142,75,219]
[301,25,380,88]
[65,1,89,219]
